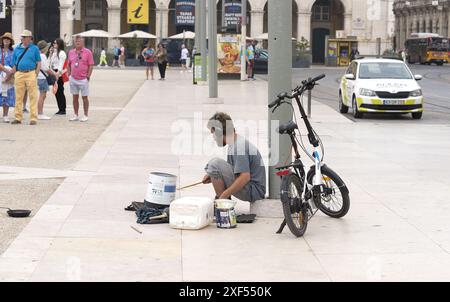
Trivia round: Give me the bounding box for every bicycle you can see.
[269,74,350,237]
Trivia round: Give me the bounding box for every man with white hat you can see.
[9,30,41,125]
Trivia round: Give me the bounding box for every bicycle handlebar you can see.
[268,74,326,109]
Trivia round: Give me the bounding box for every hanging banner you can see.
[128,0,149,24]
[0,0,6,19]
[223,0,242,28]
[175,0,195,26]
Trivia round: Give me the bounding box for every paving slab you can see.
[1,70,450,281]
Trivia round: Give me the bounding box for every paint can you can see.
[144,172,177,206]
[215,199,237,229]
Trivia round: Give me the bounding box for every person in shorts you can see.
[202,112,266,202]
[67,35,94,122]
[36,40,56,120]
[141,42,155,80]
[180,44,189,72]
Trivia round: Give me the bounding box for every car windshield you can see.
[358,62,412,79]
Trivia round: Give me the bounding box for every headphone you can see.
[209,113,234,137]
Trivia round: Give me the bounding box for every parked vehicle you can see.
[339,58,424,119]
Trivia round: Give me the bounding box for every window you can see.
[86,0,103,17]
[359,63,412,80]
[313,5,330,21]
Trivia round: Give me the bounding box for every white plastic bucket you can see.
[144,172,177,206]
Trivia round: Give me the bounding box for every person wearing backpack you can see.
[113,46,121,68]
[10,30,41,125]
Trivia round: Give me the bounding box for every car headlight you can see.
[410,89,422,97]
[359,88,377,97]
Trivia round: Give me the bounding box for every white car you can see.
[339,58,424,119]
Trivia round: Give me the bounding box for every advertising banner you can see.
[0,0,6,19]
[217,34,242,74]
[175,0,195,26]
[128,0,149,24]
[223,0,242,28]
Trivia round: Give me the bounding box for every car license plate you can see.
[383,99,405,105]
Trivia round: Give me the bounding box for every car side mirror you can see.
[414,74,423,81]
[345,74,355,80]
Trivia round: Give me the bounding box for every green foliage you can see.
[124,35,143,59]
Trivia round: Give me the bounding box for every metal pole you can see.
[208,0,218,97]
[200,0,207,81]
[240,0,247,81]
[194,0,201,49]
[268,0,292,199]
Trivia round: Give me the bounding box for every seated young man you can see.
[203,112,266,202]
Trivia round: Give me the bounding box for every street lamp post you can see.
[240,0,247,81]
[268,0,292,198]
[208,0,218,97]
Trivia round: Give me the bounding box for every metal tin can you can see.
[215,207,237,229]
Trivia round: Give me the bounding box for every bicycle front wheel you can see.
[280,173,308,237]
[307,165,350,218]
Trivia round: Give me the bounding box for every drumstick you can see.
[177,181,204,191]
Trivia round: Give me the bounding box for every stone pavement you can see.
[1,70,450,281]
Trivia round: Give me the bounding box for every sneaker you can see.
[55,111,66,115]
[29,120,37,125]
[3,116,10,123]
[11,120,21,125]
[69,115,79,122]
[38,114,51,120]
[79,116,89,122]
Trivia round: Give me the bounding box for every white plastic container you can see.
[144,172,177,206]
[169,197,214,230]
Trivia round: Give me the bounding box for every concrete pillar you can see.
[60,5,74,46]
[405,13,411,38]
[108,5,121,48]
[156,6,169,41]
[438,11,445,35]
[412,14,417,34]
[250,9,264,38]
[399,15,405,49]
[11,4,26,41]
[447,11,450,37]
[297,10,311,42]
[344,12,352,36]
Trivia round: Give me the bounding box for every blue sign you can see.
[175,0,195,26]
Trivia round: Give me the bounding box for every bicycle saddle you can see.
[278,121,298,134]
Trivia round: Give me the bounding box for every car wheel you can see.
[339,91,349,114]
[412,112,423,119]
[352,97,363,119]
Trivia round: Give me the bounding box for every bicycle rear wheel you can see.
[280,173,308,237]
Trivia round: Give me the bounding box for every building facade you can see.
[393,0,450,49]
[1,0,395,63]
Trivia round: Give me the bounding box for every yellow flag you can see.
[128,0,149,24]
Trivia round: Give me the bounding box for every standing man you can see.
[67,35,94,122]
[10,30,41,125]
[180,44,189,72]
[246,41,255,80]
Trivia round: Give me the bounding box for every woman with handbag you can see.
[36,40,56,120]
[155,43,168,80]
[0,32,15,123]
[49,38,67,115]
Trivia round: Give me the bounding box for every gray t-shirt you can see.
[227,135,266,201]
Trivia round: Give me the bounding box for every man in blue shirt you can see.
[9,30,41,125]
